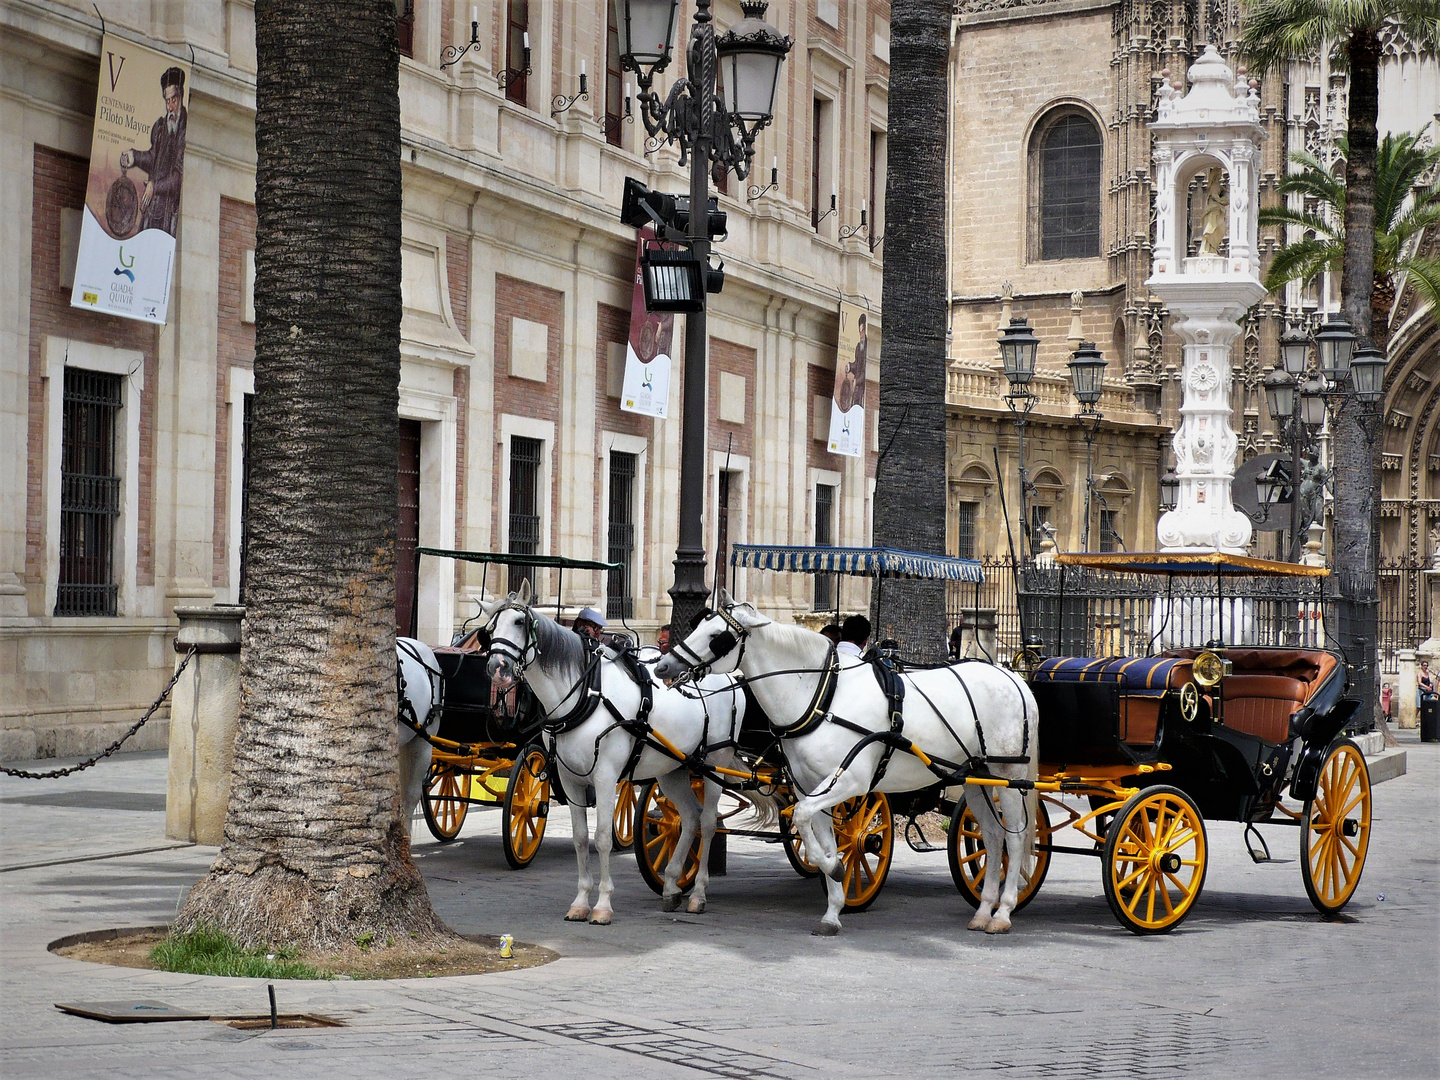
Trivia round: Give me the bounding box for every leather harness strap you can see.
[770,643,840,739]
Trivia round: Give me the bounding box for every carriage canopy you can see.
[729,544,984,583]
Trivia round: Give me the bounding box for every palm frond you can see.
[1392,0,1440,54]
[1393,255,1440,319]
[1264,237,1342,294]
[1258,206,1340,238]
[1374,129,1440,229]
[1388,204,1440,248]
[1239,0,1338,72]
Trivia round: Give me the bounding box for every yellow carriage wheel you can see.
[421,763,470,843]
[501,745,550,869]
[1300,738,1372,914]
[946,791,1052,914]
[612,781,638,852]
[832,792,894,912]
[1101,785,1208,935]
[635,779,704,896]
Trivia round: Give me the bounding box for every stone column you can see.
[1395,648,1418,729]
[166,605,244,845]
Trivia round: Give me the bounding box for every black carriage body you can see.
[1030,647,1351,824]
[431,648,546,748]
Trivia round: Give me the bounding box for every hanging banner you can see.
[620,228,674,419]
[828,300,868,457]
[70,34,191,325]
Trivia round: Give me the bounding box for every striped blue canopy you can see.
[729,545,984,583]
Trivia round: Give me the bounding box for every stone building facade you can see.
[944,0,1439,567]
[1,0,890,760]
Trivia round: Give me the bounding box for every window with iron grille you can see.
[956,501,978,560]
[509,435,543,593]
[506,0,529,106]
[396,0,415,59]
[56,368,122,616]
[1034,114,1102,261]
[814,483,836,611]
[1099,509,1120,553]
[396,419,422,634]
[607,452,636,620]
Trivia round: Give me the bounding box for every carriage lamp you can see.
[1264,368,1296,424]
[998,317,1040,389]
[1192,650,1232,688]
[613,0,681,78]
[1314,315,1357,383]
[1349,346,1387,405]
[1068,341,1107,408]
[1279,327,1311,377]
[1299,376,1327,428]
[1159,468,1179,511]
[716,2,791,134]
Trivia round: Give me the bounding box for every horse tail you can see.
[736,788,781,830]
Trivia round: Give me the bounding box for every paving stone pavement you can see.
[1,736,1436,1080]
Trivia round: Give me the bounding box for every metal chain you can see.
[2,646,197,780]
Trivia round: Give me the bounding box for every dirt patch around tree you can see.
[51,927,558,979]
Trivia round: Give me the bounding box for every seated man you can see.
[838,614,870,659]
[819,623,841,644]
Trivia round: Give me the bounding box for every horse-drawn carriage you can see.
[398,548,636,867]
[947,550,1371,933]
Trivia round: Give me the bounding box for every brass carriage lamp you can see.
[1067,341,1107,408]
[716,2,791,135]
[1278,327,1311,377]
[1159,468,1179,511]
[1299,376,1327,428]
[1263,368,1296,424]
[613,0,680,78]
[998,317,1040,389]
[1349,346,1387,405]
[1314,315,1357,384]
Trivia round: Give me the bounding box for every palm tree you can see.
[177,0,449,950]
[1262,129,1440,348]
[871,0,952,659]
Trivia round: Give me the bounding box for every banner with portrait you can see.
[827,300,868,457]
[620,228,675,419]
[70,34,191,325]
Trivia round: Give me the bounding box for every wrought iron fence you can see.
[1378,561,1431,674]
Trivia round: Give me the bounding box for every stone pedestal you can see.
[166,605,244,845]
[956,607,998,662]
[1395,648,1418,729]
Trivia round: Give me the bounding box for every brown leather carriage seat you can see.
[1220,675,1307,743]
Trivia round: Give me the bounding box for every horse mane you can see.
[751,618,829,657]
[528,606,589,682]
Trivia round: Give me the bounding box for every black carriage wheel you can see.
[1300,738,1372,914]
[1101,785,1208,935]
[946,790,1052,914]
[421,762,470,843]
[634,779,702,896]
[501,745,550,870]
[779,808,822,879]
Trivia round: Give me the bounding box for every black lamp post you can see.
[1160,468,1180,512]
[615,0,791,635]
[999,318,1041,557]
[1068,342,1107,550]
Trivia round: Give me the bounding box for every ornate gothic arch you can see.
[1379,289,1440,563]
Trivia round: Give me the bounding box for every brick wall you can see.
[707,337,755,469]
[26,146,158,605]
[492,274,564,550]
[212,197,257,587]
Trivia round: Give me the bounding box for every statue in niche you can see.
[1199,167,1228,255]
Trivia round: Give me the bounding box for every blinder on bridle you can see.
[667,604,746,681]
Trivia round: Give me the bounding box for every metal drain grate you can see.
[533,1019,804,1079]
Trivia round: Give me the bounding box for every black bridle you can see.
[666,604,749,682]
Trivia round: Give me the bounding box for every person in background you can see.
[573,607,607,641]
[948,626,965,660]
[656,627,671,654]
[820,623,841,644]
[838,614,870,659]
[1380,682,1393,725]
[1420,659,1435,704]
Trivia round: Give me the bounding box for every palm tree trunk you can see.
[176,0,447,949]
[872,0,951,661]
[1332,26,1382,733]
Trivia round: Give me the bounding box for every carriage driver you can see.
[837,614,870,659]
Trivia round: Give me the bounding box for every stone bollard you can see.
[958,608,999,663]
[166,605,244,845]
[1395,648,1419,730]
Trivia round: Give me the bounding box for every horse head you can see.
[654,590,769,683]
[485,593,535,695]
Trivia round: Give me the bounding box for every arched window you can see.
[1029,112,1103,261]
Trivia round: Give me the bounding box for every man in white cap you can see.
[572,607,607,641]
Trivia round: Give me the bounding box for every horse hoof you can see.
[811,922,841,937]
[967,914,991,932]
[686,897,707,915]
[985,918,1012,935]
[662,893,683,912]
[565,905,591,922]
[589,910,613,926]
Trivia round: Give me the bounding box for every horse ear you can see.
[517,578,532,606]
[719,588,735,608]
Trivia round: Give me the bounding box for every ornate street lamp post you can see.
[998,317,1040,557]
[1068,341,1107,550]
[615,0,790,634]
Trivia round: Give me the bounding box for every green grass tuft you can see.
[149,925,332,980]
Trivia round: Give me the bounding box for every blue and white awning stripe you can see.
[729,545,984,583]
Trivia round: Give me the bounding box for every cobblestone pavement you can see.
[1,736,1436,1080]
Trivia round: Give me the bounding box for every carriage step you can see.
[903,818,944,853]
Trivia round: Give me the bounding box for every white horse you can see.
[397,636,443,839]
[484,593,772,924]
[655,593,1039,936]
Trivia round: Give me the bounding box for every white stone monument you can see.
[1148,46,1267,554]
